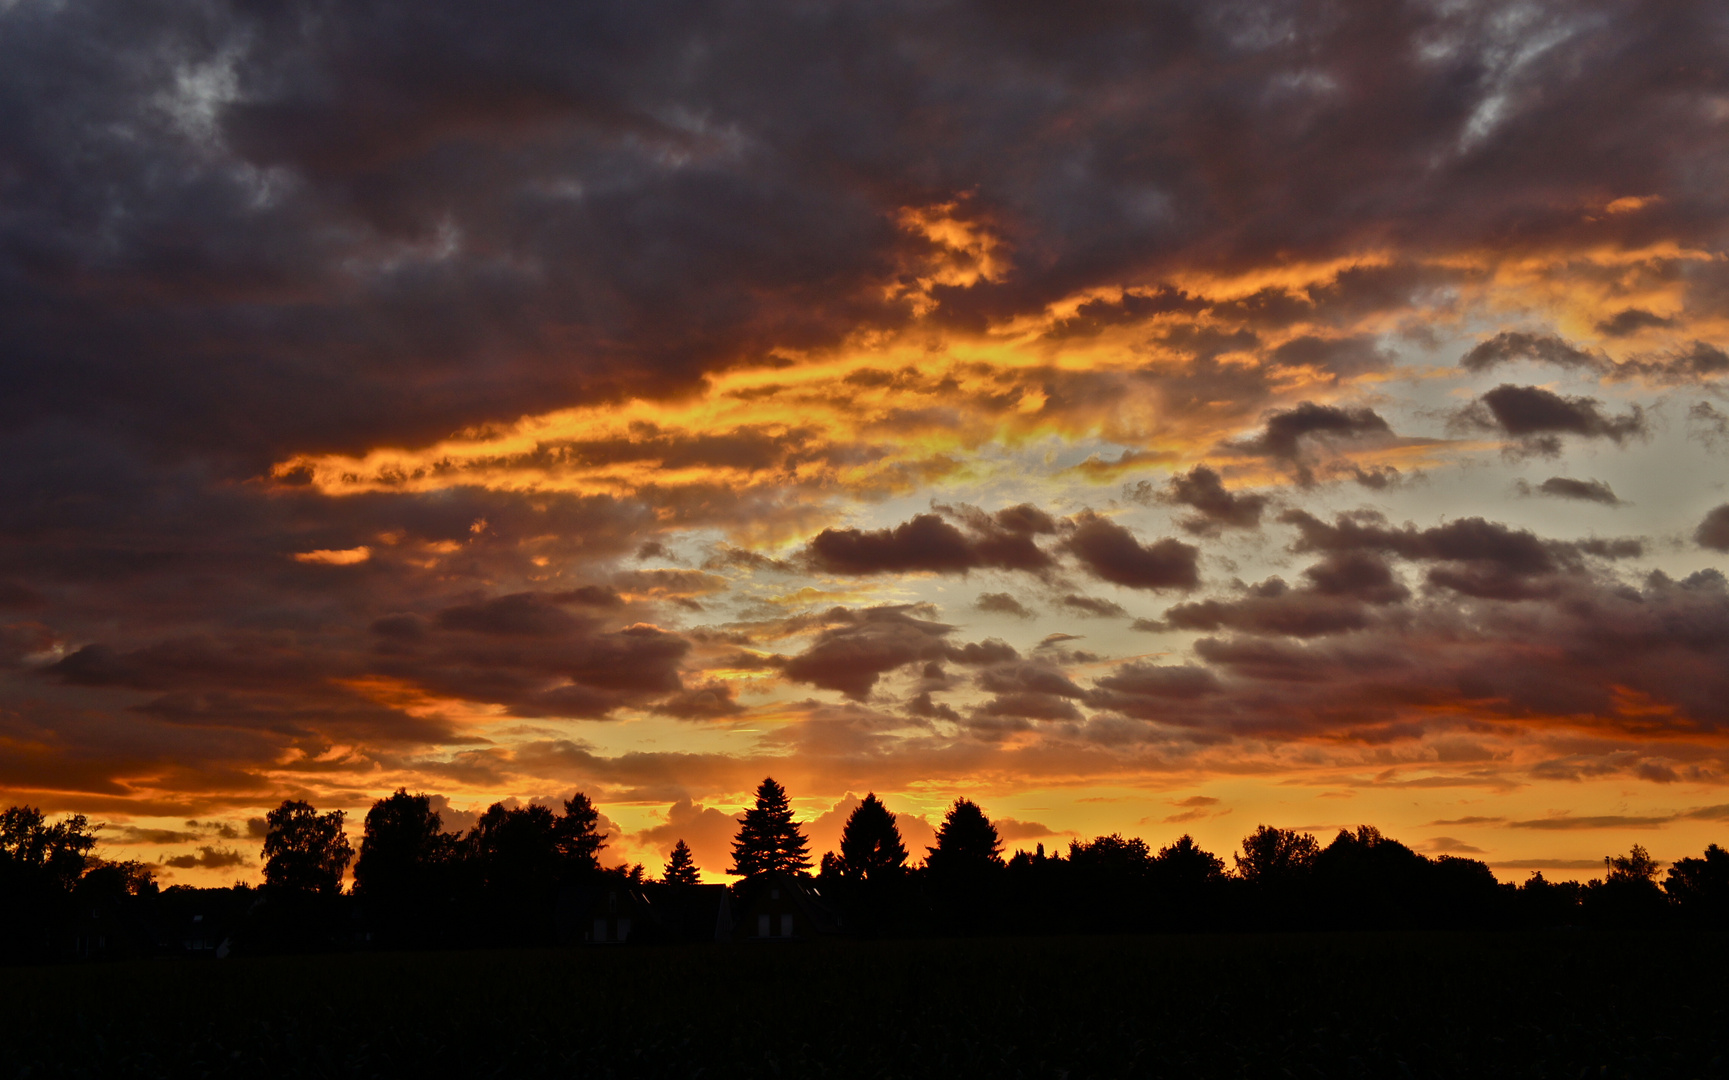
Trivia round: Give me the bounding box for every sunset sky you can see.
[3,0,1728,885]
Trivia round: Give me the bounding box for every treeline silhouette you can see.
[4,780,1727,962]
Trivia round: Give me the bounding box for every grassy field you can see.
[3,933,1727,1079]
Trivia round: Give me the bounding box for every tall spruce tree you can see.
[837,793,908,881]
[728,777,811,878]
[662,839,701,885]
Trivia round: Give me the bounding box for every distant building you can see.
[730,875,847,941]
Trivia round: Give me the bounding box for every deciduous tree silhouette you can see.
[1154,834,1225,882]
[1,806,96,891]
[1606,843,1660,883]
[261,800,352,896]
[1589,842,1668,927]
[837,793,908,881]
[355,789,449,898]
[662,839,701,885]
[1665,843,1729,927]
[926,799,1004,874]
[0,807,100,959]
[1234,825,1319,885]
[729,777,811,879]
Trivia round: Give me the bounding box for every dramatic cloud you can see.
[2,0,1728,880]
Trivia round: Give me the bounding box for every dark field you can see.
[4,934,1727,1079]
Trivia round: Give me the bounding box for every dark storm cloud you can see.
[2,0,1725,464]
[803,513,1054,576]
[1062,513,1200,591]
[1159,466,1268,535]
[1517,476,1623,505]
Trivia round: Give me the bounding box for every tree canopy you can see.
[261,800,353,896]
[926,798,1003,875]
[729,777,811,878]
[354,789,450,899]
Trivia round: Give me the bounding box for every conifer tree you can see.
[662,839,701,885]
[925,798,1003,875]
[554,791,608,873]
[728,777,811,878]
[837,792,908,881]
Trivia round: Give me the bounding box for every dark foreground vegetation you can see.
[4,933,1729,1079]
[5,779,1729,963]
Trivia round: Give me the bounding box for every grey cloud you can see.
[1452,384,1647,456]
[1517,477,1622,505]
[1460,332,1605,373]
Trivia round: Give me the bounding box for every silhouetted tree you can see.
[0,807,100,959]
[925,799,1004,875]
[1314,826,1431,929]
[354,789,457,944]
[1154,834,1225,882]
[0,806,96,891]
[355,789,449,898]
[1606,844,1661,884]
[1069,833,1152,876]
[662,840,701,885]
[1068,834,1154,932]
[836,793,908,881]
[554,792,608,874]
[729,777,811,879]
[261,800,352,896]
[471,803,561,891]
[1234,825,1319,884]
[1516,871,1584,929]
[1665,843,1729,927]
[1150,834,1229,930]
[1588,843,1668,927]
